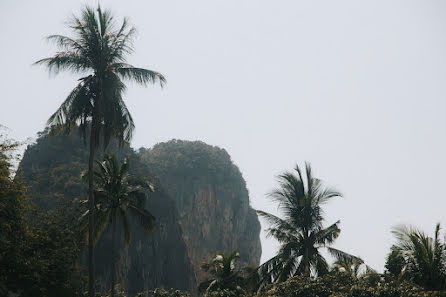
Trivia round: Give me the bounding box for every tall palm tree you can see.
[198,251,247,296]
[256,163,360,289]
[34,6,165,297]
[81,154,156,297]
[391,223,446,290]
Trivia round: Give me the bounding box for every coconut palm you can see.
[81,154,156,297]
[34,6,165,296]
[391,223,446,290]
[256,163,360,289]
[198,251,248,296]
[331,256,375,278]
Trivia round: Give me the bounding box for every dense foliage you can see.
[388,224,446,290]
[0,134,81,297]
[198,252,249,295]
[140,140,245,186]
[135,289,191,297]
[259,273,446,297]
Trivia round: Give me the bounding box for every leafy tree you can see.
[258,273,445,297]
[384,246,406,279]
[34,6,165,297]
[256,163,361,289]
[81,154,156,297]
[198,252,248,296]
[135,288,191,297]
[0,133,27,295]
[0,133,80,297]
[391,223,446,290]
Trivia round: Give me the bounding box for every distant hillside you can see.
[139,139,262,283]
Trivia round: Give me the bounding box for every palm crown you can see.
[257,163,361,288]
[80,154,156,297]
[81,154,156,245]
[35,5,165,146]
[391,223,446,290]
[199,251,247,295]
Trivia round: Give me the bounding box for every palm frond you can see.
[313,221,341,246]
[127,202,156,234]
[327,247,363,264]
[116,66,166,87]
[34,52,90,74]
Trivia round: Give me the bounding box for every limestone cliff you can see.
[17,132,196,295]
[139,140,262,283]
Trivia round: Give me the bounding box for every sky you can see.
[2,0,446,272]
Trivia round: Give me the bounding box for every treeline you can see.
[2,131,446,297]
[0,136,82,296]
[191,164,446,297]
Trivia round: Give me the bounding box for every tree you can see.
[256,163,360,289]
[384,246,405,279]
[391,223,446,290]
[331,256,375,279]
[34,6,165,297]
[198,251,248,296]
[81,154,156,297]
[0,132,80,297]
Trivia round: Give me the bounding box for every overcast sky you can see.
[2,0,446,272]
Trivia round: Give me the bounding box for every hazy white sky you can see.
[2,0,446,272]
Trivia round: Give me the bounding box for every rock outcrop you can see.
[17,133,262,293]
[18,132,196,295]
[139,140,262,283]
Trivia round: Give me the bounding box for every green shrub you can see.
[135,288,191,297]
[258,273,446,297]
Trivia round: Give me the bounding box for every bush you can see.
[258,273,446,297]
[135,288,191,297]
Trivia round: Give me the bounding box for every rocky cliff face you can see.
[18,132,196,295]
[139,140,262,283]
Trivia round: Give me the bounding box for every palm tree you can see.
[391,223,446,290]
[331,256,375,278]
[256,163,360,289]
[81,154,156,297]
[34,6,165,297]
[198,251,248,296]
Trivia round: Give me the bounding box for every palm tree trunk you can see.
[88,122,96,297]
[111,210,117,297]
[303,232,311,277]
[304,255,310,277]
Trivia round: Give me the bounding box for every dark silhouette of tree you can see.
[80,154,156,297]
[384,246,405,279]
[391,223,446,290]
[34,6,165,297]
[257,163,360,289]
[198,252,248,296]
